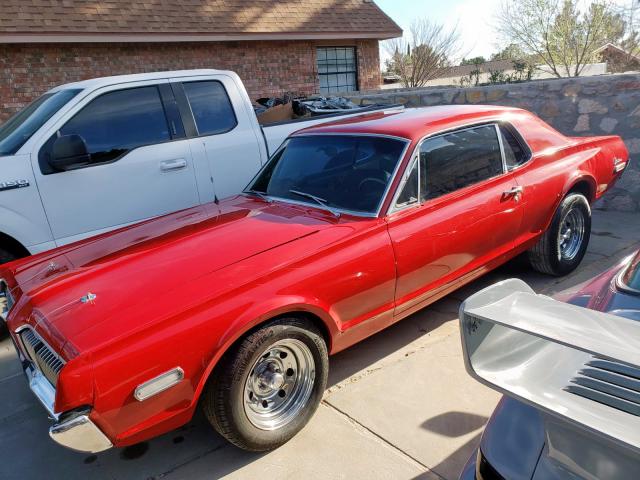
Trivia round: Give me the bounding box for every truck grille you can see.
[20,328,65,387]
[566,358,640,417]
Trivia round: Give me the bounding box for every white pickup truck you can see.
[0,69,399,263]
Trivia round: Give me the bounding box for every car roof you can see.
[294,105,531,141]
[49,69,232,92]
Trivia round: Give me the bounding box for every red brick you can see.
[0,40,381,121]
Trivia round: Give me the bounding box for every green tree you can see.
[490,43,527,60]
[496,0,624,77]
[460,56,487,65]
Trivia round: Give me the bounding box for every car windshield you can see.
[0,89,81,156]
[249,135,407,214]
[620,251,640,294]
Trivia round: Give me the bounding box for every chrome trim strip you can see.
[616,261,640,296]
[50,413,113,453]
[134,367,185,401]
[495,123,509,173]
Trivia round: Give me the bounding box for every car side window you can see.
[420,125,504,201]
[58,86,171,164]
[395,159,419,207]
[182,81,237,136]
[500,125,530,170]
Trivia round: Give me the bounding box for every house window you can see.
[317,47,358,94]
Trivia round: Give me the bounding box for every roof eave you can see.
[0,31,403,44]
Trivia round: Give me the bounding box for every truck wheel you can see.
[0,248,17,338]
[202,317,328,451]
[528,193,591,276]
[0,247,17,266]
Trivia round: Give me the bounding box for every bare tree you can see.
[383,19,462,88]
[610,0,640,71]
[496,0,623,77]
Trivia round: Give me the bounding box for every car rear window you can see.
[620,252,640,293]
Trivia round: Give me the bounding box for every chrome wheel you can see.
[558,207,585,261]
[244,339,315,431]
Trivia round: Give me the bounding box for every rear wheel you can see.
[202,317,328,451]
[528,193,591,276]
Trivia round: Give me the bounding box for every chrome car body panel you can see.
[458,276,640,480]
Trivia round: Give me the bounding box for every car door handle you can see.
[160,159,187,172]
[503,186,523,201]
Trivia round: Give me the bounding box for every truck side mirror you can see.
[49,134,91,171]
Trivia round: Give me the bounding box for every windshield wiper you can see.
[289,190,341,218]
[244,189,273,203]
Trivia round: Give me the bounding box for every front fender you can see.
[193,294,341,402]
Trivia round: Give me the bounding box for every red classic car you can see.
[0,105,629,453]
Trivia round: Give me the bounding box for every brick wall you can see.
[0,39,381,121]
[346,74,640,212]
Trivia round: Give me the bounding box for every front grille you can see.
[565,357,640,417]
[0,279,13,318]
[20,328,65,387]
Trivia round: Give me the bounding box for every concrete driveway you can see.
[1,209,638,480]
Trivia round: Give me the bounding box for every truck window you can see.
[182,81,237,136]
[58,86,171,164]
[0,89,81,156]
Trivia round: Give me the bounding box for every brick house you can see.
[0,0,401,121]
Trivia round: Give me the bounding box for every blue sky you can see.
[375,0,503,61]
[375,0,633,63]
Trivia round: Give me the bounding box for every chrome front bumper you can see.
[20,350,113,453]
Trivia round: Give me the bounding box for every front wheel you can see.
[202,317,328,451]
[528,193,591,276]
[0,247,17,338]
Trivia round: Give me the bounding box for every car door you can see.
[170,76,264,202]
[386,124,524,315]
[32,81,201,245]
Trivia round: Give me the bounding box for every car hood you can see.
[5,197,339,352]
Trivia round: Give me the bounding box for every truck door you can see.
[32,80,201,245]
[170,75,265,202]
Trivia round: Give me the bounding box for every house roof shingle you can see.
[0,0,403,42]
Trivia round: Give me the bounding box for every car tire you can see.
[0,247,17,266]
[528,193,591,276]
[0,248,17,339]
[202,317,329,451]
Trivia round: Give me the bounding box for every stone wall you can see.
[347,74,640,212]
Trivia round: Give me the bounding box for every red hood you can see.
[4,196,339,355]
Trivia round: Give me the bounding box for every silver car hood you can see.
[460,279,640,479]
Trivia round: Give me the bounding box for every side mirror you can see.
[49,134,91,171]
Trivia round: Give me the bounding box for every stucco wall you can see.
[347,73,640,212]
